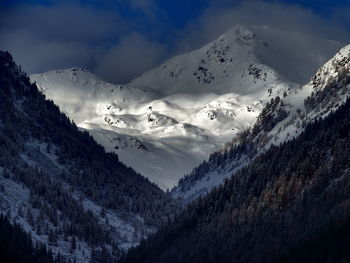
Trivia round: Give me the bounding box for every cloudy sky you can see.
[1,0,350,84]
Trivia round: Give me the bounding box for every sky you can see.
[1,0,350,84]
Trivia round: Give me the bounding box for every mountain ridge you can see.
[173,44,350,201]
[30,24,341,190]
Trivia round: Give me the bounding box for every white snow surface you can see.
[30,25,342,190]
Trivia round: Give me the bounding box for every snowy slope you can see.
[31,25,341,190]
[172,44,350,201]
[32,68,159,124]
[130,25,280,95]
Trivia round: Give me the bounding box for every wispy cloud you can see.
[0,2,164,83]
[176,0,350,52]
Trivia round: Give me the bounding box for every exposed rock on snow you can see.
[30,25,343,190]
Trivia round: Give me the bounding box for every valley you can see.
[30,25,342,190]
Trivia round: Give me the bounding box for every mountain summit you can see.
[130,25,281,95]
[173,44,350,201]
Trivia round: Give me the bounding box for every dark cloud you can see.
[127,0,159,20]
[94,33,167,83]
[0,29,96,73]
[0,2,164,83]
[0,4,124,42]
[0,0,349,84]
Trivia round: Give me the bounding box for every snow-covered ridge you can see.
[30,25,342,190]
[130,25,288,96]
[311,45,350,91]
[173,44,350,201]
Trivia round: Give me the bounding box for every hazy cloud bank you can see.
[1,0,349,84]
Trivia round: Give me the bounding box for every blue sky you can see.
[1,0,350,83]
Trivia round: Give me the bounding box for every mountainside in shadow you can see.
[121,89,350,263]
[0,215,60,263]
[0,51,181,262]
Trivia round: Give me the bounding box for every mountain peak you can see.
[131,24,287,96]
[338,43,350,55]
[220,25,257,46]
[311,44,350,91]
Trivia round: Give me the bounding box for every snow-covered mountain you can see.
[31,25,342,190]
[131,25,342,94]
[173,44,350,201]
[131,25,289,95]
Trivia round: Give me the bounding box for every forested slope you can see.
[122,97,350,263]
[0,51,180,262]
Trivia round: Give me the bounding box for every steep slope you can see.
[0,51,180,262]
[121,85,350,263]
[173,44,350,201]
[30,25,341,189]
